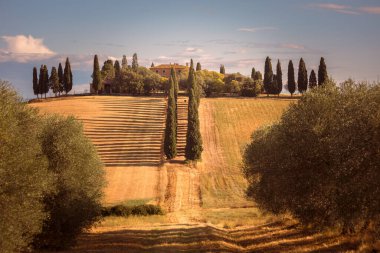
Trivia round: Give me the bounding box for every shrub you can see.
[0,81,53,253]
[102,204,164,217]
[243,80,380,233]
[34,116,105,250]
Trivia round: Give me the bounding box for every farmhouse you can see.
[150,63,188,78]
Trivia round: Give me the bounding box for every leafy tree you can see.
[185,64,203,161]
[40,65,49,98]
[113,60,122,93]
[297,58,308,94]
[287,60,296,96]
[318,57,328,86]
[34,116,105,250]
[264,57,274,95]
[243,81,380,234]
[196,62,201,71]
[49,67,59,96]
[58,63,64,96]
[0,81,53,253]
[164,71,177,159]
[132,53,138,71]
[38,65,44,98]
[91,55,101,94]
[63,58,72,94]
[122,55,128,70]
[220,64,225,74]
[101,59,115,81]
[254,71,263,81]
[33,67,39,98]
[151,62,154,67]
[309,69,317,88]
[276,60,283,96]
[241,77,262,97]
[251,67,256,80]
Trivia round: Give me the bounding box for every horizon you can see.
[1,0,380,98]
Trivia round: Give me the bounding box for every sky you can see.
[0,0,380,98]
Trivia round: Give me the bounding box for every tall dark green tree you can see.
[287,60,296,96]
[164,70,177,159]
[33,67,38,98]
[196,62,201,71]
[58,63,64,96]
[63,58,72,94]
[264,56,273,95]
[151,62,154,67]
[251,67,256,80]
[132,53,138,71]
[49,67,59,96]
[220,64,225,74]
[91,55,101,94]
[318,57,328,86]
[122,55,128,69]
[40,65,49,98]
[38,65,44,98]
[276,60,283,96]
[297,58,308,94]
[254,71,263,81]
[185,63,203,161]
[309,69,317,88]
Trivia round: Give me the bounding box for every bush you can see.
[0,81,53,253]
[34,116,105,250]
[102,204,164,217]
[243,80,380,233]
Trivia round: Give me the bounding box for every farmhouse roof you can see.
[150,63,188,69]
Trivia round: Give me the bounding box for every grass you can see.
[200,97,294,208]
[104,198,154,207]
[96,215,170,229]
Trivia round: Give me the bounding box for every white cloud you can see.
[0,35,56,62]
[309,3,380,15]
[281,43,305,50]
[359,6,380,14]
[237,27,277,33]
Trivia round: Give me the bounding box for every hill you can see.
[30,95,359,252]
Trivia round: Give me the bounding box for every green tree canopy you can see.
[297,58,308,93]
[287,60,296,96]
[318,57,328,86]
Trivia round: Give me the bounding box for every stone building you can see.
[150,63,188,78]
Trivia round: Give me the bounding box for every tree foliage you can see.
[219,64,225,74]
[91,55,101,93]
[297,58,308,93]
[275,60,283,95]
[196,62,201,71]
[287,60,296,96]
[185,63,203,161]
[264,56,273,95]
[49,67,60,96]
[309,69,317,88]
[243,80,380,233]
[58,63,64,95]
[132,53,138,71]
[33,67,38,98]
[164,70,177,159]
[63,58,72,94]
[318,57,328,86]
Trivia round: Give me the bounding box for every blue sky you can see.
[0,0,379,98]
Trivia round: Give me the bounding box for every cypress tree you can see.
[92,55,101,94]
[58,63,64,96]
[309,70,317,88]
[297,58,308,94]
[33,67,38,98]
[49,67,59,96]
[185,63,203,161]
[264,56,273,95]
[43,65,49,98]
[164,71,177,159]
[132,53,138,71]
[220,64,225,74]
[63,58,72,94]
[287,60,296,96]
[114,60,121,78]
[318,57,328,86]
[276,60,283,96]
[254,71,263,81]
[251,67,256,80]
[122,55,128,69]
[196,62,201,71]
[38,65,44,98]
[151,62,154,67]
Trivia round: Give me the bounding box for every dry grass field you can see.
[31,95,360,252]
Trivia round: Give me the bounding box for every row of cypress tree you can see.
[264,57,328,96]
[163,59,203,161]
[32,58,73,98]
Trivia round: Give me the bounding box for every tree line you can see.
[32,57,73,98]
[243,80,380,243]
[164,59,203,161]
[1,80,104,252]
[263,56,328,96]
